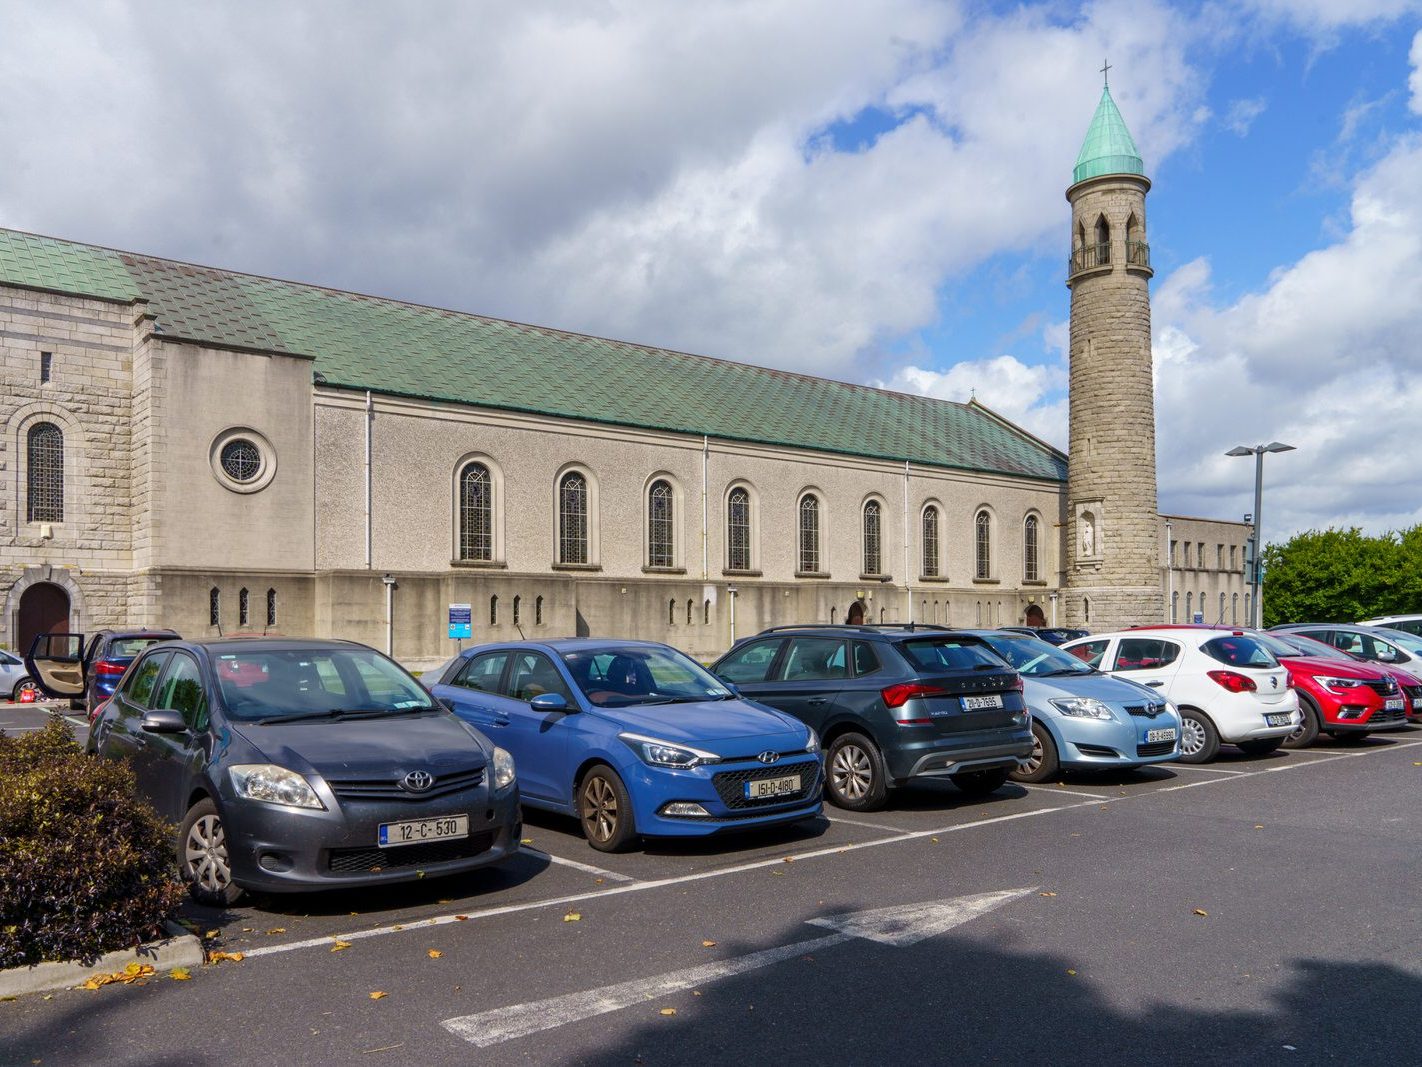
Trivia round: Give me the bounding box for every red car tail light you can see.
[93,660,127,678]
[1207,669,1257,693]
[882,682,948,709]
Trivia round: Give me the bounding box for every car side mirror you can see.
[530,693,571,712]
[1376,649,1399,663]
[141,709,189,734]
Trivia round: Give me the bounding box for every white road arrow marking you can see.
[441,887,1036,1048]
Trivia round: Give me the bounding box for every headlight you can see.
[1313,675,1362,691]
[229,764,325,809]
[805,728,820,754]
[1050,697,1115,720]
[619,732,719,768]
[493,746,516,791]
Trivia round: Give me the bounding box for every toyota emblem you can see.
[402,770,434,793]
[757,751,780,765]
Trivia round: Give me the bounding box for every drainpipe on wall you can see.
[382,573,396,657]
[701,435,709,580]
[1165,519,1174,624]
[364,391,374,569]
[903,461,912,624]
[728,584,738,646]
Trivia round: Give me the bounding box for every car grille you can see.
[1363,678,1399,696]
[1368,708,1407,726]
[1136,740,1176,757]
[1125,703,1169,718]
[326,766,484,802]
[1403,684,1422,708]
[712,761,821,810]
[327,830,495,873]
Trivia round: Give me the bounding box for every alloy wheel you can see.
[1180,716,1206,757]
[1022,733,1044,775]
[581,775,619,844]
[14,679,39,701]
[184,814,232,893]
[830,744,873,801]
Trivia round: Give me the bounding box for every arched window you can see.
[974,510,992,580]
[647,479,674,568]
[535,595,544,626]
[1083,597,1092,624]
[798,494,821,573]
[239,587,250,628]
[1185,591,1193,621]
[863,500,882,575]
[1094,214,1110,260]
[1232,592,1239,624]
[27,422,64,523]
[558,472,589,564]
[975,601,982,626]
[266,588,277,628]
[830,606,837,625]
[879,607,886,623]
[1245,593,1252,623]
[668,598,677,625]
[209,587,220,627]
[703,600,710,625]
[490,594,499,625]
[921,505,940,577]
[513,595,521,627]
[1219,592,1227,622]
[1171,590,1179,623]
[1023,515,1040,582]
[458,462,494,562]
[727,487,752,571]
[686,599,693,625]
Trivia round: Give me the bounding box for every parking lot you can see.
[4,698,1420,1066]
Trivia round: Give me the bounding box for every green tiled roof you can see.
[0,228,1066,482]
[1073,85,1144,185]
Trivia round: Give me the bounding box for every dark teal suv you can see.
[712,625,1031,811]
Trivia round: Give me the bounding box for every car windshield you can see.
[1274,632,1354,661]
[1378,630,1422,656]
[1252,632,1311,660]
[108,635,177,659]
[978,634,1093,676]
[898,637,1009,672]
[561,646,732,708]
[214,647,438,722]
[1201,635,1278,669]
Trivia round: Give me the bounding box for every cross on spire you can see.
[1100,59,1111,87]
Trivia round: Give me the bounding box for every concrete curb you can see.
[0,920,204,999]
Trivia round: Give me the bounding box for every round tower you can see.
[1063,82,1164,631]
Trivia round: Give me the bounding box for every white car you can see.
[1358,614,1422,639]
[1,648,38,701]
[1060,628,1300,763]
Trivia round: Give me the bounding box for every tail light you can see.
[93,660,127,678]
[882,682,947,709]
[1207,670,1257,693]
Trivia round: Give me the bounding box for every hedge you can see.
[0,718,186,968]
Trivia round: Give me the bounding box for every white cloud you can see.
[885,354,1068,445]
[1224,97,1267,136]
[1241,0,1422,34]
[1411,29,1422,114]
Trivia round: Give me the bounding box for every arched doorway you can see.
[845,599,867,626]
[18,582,69,654]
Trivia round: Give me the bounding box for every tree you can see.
[1260,526,1422,627]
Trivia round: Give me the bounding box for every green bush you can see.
[0,718,186,968]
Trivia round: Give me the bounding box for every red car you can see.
[1129,626,1410,748]
[1267,630,1422,727]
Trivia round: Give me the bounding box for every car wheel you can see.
[1010,722,1060,784]
[1282,696,1320,749]
[1177,709,1220,764]
[179,799,244,906]
[951,767,1012,796]
[577,765,638,853]
[12,677,39,701]
[825,732,888,812]
[1236,737,1284,757]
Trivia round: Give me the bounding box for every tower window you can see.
[40,351,53,383]
[26,422,64,523]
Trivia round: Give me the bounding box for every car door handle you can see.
[489,718,511,727]
[807,697,828,706]
[1144,681,1164,688]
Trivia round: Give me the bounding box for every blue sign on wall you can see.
[448,602,472,640]
[1192,612,1204,624]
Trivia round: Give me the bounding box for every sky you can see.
[2,1,1421,546]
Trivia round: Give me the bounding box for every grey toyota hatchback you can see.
[712,625,1032,810]
[27,635,522,904]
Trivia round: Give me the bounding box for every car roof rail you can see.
[753,622,958,636]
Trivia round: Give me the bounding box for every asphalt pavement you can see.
[3,706,1420,1066]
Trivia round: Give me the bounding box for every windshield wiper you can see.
[1038,667,1092,677]
[252,706,434,725]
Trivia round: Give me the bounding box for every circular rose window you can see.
[210,428,277,493]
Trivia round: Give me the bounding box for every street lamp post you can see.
[1225,442,1295,628]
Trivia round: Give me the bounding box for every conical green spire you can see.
[1072,85,1144,184]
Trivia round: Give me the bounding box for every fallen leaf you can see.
[1066,969,1077,976]
[659,1008,676,1017]
[770,870,785,877]
[595,878,605,885]
[362,1044,404,1054]
[1413,761,1421,767]
[454,915,469,921]
[390,924,403,931]
[204,930,220,939]
[693,991,702,997]
[521,838,534,845]
[1040,891,1057,897]
[208,951,245,964]
[416,871,426,879]
[1254,825,1264,830]
[701,940,717,948]
[930,837,939,843]
[169,968,192,981]
[428,950,443,959]
[783,856,794,863]
[1193,908,1208,917]
[331,941,352,952]
[369,991,388,1000]
[241,927,254,933]
[564,911,581,923]
[265,928,286,935]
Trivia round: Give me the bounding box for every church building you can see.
[0,84,1247,669]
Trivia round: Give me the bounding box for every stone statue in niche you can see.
[1081,514,1095,557]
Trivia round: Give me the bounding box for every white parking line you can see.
[236,739,1422,963]
[1018,784,1115,800]
[1165,764,1249,775]
[825,815,905,832]
[521,847,636,883]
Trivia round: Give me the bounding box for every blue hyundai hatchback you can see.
[429,639,822,852]
[966,630,1182,782]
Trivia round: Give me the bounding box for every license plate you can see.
[378,814,469,848]
[963,694,1003,711]
[1385,698,1404,711]
[1264,713,1292,727]
[1146,728,1177,743]
[744,775,801,799]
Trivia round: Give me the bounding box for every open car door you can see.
[24,632,90,699]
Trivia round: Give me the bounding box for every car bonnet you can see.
[590,700,809,758]
[229,712,489,781]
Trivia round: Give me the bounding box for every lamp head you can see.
[1262,442,1295,454]
[1225,446,1254,457]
